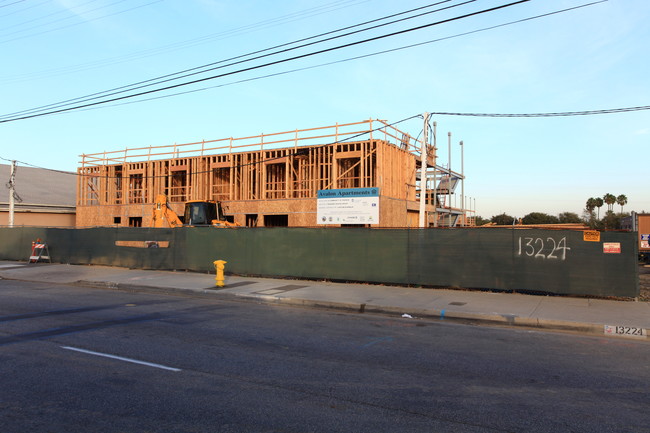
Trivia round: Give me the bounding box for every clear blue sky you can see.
[1,0,648,219]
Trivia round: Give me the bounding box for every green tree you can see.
[616,194,628,215]
[558,212,582,223]
[602,210,620,230]
[491,213,515,225]
[603,193,616,212]
[522,212,559,225]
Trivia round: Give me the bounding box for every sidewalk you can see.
[0,261,648,339]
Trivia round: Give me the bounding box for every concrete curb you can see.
[1,275,626,339]
[205,291,609,336]
[74,280,221,298]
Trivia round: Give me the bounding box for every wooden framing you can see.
[76,120,447,227]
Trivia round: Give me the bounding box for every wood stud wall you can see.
[77,139,419,227]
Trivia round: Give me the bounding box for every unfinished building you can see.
[76,119,471,228]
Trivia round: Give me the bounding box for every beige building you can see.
[0,163,76,227]
[77,120,470,228]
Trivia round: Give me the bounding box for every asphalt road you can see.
[1,280,649,433]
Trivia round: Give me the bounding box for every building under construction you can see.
[76,119,472,228]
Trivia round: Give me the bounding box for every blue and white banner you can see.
[317,188,379,225]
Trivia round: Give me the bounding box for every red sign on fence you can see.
[603,242,621,254]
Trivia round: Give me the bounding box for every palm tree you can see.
[616,194,628,215]
[585,198,597,214]
[585,198,597,227]
[603,193,616,212]
[595,197,604,219]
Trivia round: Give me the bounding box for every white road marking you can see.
[61,346,181,372]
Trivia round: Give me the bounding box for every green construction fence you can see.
[0,226,639,297]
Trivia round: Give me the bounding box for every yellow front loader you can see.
[151,194,240,228]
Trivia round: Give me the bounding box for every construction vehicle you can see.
[151,194,240,228]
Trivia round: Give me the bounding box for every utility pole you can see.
[474,198,476,224]
[447,132,452,227]
[8,160,16,227]
[460,140,464,226]
[432,121,438,227]
[418,113,429,228]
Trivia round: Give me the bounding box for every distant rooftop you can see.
[0,163,76,210]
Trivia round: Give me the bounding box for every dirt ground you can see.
[639,264,650,301]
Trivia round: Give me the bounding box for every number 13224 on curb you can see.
[604,325,647,338]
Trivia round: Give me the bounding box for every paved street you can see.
[1,280,649,432]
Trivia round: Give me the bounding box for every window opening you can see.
[129,174,144,204]
[169,170,187,202]
[337,158,360,188]
[265,162,286,199]
[264,214,288,227]
[212,167,230,201]
[246,214,258,227]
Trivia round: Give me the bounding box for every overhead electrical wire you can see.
[2,0,106,33]
[0,0,531,123]
[0,0,25,10]
[0,0,50,18]
[0,1,640,176]
[0,0,635,183]
[0,0,614,125]
[0,0,469,119]
[0,0,372,83]
[0,155,77,175]
[428,106,650,117]
[7,99,647,182]
[0,114,423,179]
[92,0,610,113]
[2,0,611,121]
[0,0,163,44]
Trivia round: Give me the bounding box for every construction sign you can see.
[29,239,51,263]
[583,231,600,242]
[316,188,379,225]
[603,242,621,254]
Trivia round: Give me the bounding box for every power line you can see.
[0,0,530,123]
[0,0,612,125]
[3,0,610,122]
[7,100,648,181]
[0,155,76,175]
[0,0,371,83]
[429,106,650,117]
[0,0,25,10]
[1,115,422,179]
[0,0,162,44]
[1,0,106,34]
[1,0,467,119]
[81,0,610,115]
[0,0,49,18]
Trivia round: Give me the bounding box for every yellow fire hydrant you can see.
[213,260,227,287]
